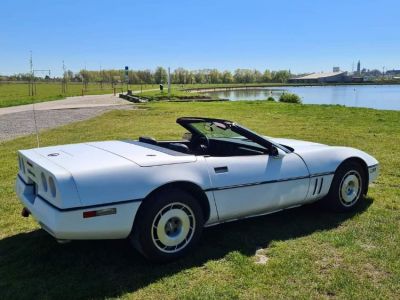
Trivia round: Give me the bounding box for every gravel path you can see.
[0,105,134,142]
[0,94,130,115]
[0,94,136,142]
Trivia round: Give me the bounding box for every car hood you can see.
[266,137,329,152]
[266,137,378,175]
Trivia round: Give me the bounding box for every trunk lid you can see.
[33,140,196,168]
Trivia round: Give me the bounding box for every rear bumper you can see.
[15,176,141,240]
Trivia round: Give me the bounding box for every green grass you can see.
[136,88,211,101]
[0,101,399,299]
[0,82,159,108]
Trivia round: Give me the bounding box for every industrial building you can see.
[289,71,348,83]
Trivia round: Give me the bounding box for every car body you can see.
[16,117,379,261]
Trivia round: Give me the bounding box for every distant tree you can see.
[263,69,272,82]
[59,67,299,85]
[187,72,195,84]
[172,68,189,84]
[194,71,206,84]
[221,70,233,83]
[272,70,291,83]
[128,71,140,84]
[234,69,255,83]
[112,75,121,84]
[79,70,91,83]
[72,74,82,82]
[253,70,263,83]
[233,69,244,83]
[65,70,74,80]
[209,69,222,84]
[154,66,167,84]
[136,69,153,84]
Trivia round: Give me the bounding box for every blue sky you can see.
[1,0,399,76]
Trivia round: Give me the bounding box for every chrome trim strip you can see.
[204,172,334,192]
[310,171,335,177]
[37,195,143,212]
[204,175,310,192]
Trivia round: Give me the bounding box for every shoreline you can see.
[186,82,400,93]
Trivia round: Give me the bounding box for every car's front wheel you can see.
[323,160,367,211]
[130,188,204,262]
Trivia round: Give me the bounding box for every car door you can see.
[205,150,310,221]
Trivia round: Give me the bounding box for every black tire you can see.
[130,188,204,262]
[322,160,367,212]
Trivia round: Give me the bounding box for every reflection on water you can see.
[205,85,400,110]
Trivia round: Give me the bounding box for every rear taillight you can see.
[83,208,117,218]
[41,172,48,192]
[48,176,57,197]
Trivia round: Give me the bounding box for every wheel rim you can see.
[339,170,362,207]
[151,202,195,253]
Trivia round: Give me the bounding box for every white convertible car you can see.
[16,117,379,261]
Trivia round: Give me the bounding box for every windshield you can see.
[178,117,291,154]
[190,121,241,139]
[188,120,269,150]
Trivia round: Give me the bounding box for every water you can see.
[205,85,400,110]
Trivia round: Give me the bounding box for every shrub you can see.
[279,93,302,104]
[266,96,275,102]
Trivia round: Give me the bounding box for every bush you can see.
[266,96,275,102]
[279,93,302,104]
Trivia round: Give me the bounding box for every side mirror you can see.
[182,132,192,141]
[270,146,285,159]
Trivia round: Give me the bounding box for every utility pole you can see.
[62,60,67,94]
[168,67,171,98]
[83,62,88,90]
[100,65,103,89]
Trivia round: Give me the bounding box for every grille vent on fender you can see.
[312,177,324,196]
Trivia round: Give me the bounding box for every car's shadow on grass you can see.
[0,198,372,300]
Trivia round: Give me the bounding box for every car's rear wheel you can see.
[323,160,367,211]
[130,188,204,262]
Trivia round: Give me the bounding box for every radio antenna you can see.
[32,97,40,148]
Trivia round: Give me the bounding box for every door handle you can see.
[214,166,228,174]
